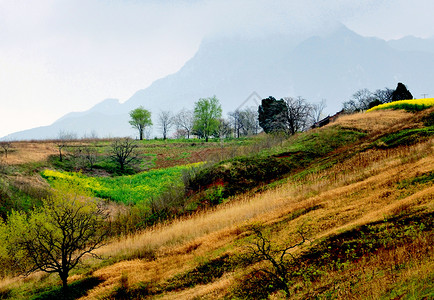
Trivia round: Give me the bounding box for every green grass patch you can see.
[41,163,202,205]
[29,277,103,300]
[377,127,434,148]
[397,171,434,189]
[281,128,366,156]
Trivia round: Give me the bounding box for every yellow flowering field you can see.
[367,98,434,112]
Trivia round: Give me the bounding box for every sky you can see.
[1,0,434,138]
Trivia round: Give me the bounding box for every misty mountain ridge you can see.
[4,25,434,140]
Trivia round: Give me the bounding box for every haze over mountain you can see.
[4,25,434,140]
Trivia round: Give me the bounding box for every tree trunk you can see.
[60,271,69,294]
[139,129,143,140]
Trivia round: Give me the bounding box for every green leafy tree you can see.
[2,184,108,292]
[193,96,222,142]
[129,106,152,140]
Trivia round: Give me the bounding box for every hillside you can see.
[1,107,432,299]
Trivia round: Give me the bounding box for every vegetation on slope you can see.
[367,97,434,112]
[186,128,365,198]
[1,108,433,299]
[41,163,202,205]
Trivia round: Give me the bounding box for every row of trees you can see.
[255,83,413,136]
[258,97,326,135]
[129,96,260,141]
[342,83,413,112]
[56,83,414,144]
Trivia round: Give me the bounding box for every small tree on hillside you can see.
[2,184,108,293]
[284,96,312,135]
[373,88,394,104]
[244,225,307,297]
[110,138,139,171]
[158,111,174,140]
[193,96,222,142]
[343,88,375,112]
[216,118,232,139]
[0,141,12,159]
[74,145,99,170]
[258,97,289,134]
[174,109,194,139]
[229,107,260,138]
[129,107,152,140]
[309,99,327,125]
[56,131,77,162]
[392,82,413,101]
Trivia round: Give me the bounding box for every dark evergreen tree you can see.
[392,82,413,102]
[258,97,289,133]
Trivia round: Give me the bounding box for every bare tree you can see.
[343,88,375,112]
[110,138,139,171]
[284,97,313,135]
[229,110,244,138]
[241,107,260,136]
[0,141,12,158]
[173,128,188,139]
[216,118,232,139]
[174,109,194,139]
[56,131,77,162]
[74,145,98,170]
[373,88,394,104]
[229,107,260,138]
[245,225,307,297]
[158,111,174,140]
[309,99,327,125]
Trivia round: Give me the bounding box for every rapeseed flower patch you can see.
[367,98,434,112]
[41,162,203,204]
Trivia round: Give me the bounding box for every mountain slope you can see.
[4,25,434,140]
[388,35,434,54]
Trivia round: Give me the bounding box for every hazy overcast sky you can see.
[1,0,433,138]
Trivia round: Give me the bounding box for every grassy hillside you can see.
[0,108,433,299]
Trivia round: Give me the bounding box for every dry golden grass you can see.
[333,109,416,134]
[74,136,434,299]
[1,110,432,299]
[1,141,57,165]
[299,231,433,300]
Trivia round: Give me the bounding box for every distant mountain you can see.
[388,36,434,54]
[4,25,434,140]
